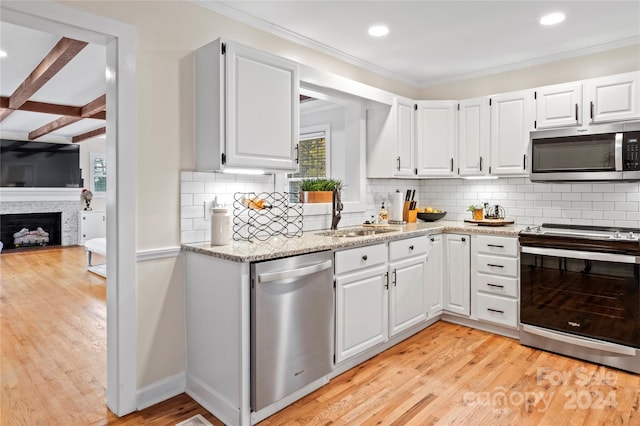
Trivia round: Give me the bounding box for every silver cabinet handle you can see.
[479,156,483,172]
[487,308,504,314]
[384,271,389,290]
[487,263,504,268]
[392,269,397,286]
[487,283,505,289]
[487,244,504,248]
[575,103,579,121]
[396,156,401,171]
[450,158,454,172]
[258,260,332,283]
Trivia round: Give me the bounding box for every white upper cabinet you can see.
[535,82,583,129]
[195,38,299,172]
[457,97,489,177]
[415,101,457,177]
[366,97,417,177]
[489,90,534,176]
[586,71,640,124]
[394,97,417,176]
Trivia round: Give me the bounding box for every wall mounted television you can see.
[1,139,82,188]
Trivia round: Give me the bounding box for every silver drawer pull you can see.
[487,263,504,268]
[487,308,504,314]
[487,244,504,248]
[487,283,504,288]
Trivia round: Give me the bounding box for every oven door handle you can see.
[521,246,640,264]
[521,325,637,356]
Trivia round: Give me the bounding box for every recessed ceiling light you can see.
[540,12,565,26]
[0,50,7,58]
[368,25,389,37]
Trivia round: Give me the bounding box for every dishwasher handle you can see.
[258,259,333,283]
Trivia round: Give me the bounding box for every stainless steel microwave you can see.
[529,122,640,182]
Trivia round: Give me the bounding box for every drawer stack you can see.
[471,235,519,329]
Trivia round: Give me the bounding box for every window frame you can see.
[287,123,331,197]
[89,151,107,197]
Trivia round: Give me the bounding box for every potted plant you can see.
[299,178,343,203]
[468,204,484,220]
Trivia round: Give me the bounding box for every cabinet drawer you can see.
[335,243,387,275]
[476,274,518,298]
[476,293,518,329]
[389,236,428,261]
[473,235,518,257]
[475,254,518,278]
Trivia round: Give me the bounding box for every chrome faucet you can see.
[331,188,343,230]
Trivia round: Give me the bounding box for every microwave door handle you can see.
[615,133,623,171]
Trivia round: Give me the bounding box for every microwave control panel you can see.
[623,131,640,170]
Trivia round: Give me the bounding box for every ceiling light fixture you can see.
[368,25,389,37]
[0,50,7,58]
[540,12,565,26]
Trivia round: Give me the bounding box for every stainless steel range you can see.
[519,223,640,373]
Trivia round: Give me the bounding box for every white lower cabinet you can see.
[335,244,389,363]
[388,236,428,336]
[78,210,106,245]
[471,234,520,329]
[443,233,471,316]
[425,234,444,316]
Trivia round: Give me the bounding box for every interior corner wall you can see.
[418,43,640,100]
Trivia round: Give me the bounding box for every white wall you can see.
[79,138,106,211]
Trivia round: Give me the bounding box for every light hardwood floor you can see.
[1,247,638,425]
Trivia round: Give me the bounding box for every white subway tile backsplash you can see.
[603,193,625,202]
[181,205,204,219]
[615,183,639,192]
[181,181,204,194]
[582,193,603,201]
[628,192,640,202]
[181,194,193,206]
[561,193,581,201]
[571,184,592,192]
[604,211,626,220]
[615,202,639,211]
[592,183,614,192]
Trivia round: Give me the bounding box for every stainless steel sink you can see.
[315,227,399,238]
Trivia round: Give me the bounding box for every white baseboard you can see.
[186,373,240,426]
[136,371,186,411]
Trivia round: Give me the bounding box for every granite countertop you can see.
[181,220,525,263]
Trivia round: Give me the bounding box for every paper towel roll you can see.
[390,190,404,222]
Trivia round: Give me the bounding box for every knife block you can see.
[403,201,418,222]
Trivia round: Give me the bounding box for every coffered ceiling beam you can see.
[0,96,106,119]
[0,37,88,123]
[72,126,106,143]
[28,95,106,140]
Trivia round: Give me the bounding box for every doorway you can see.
[0,1,137,416]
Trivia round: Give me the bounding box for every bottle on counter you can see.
[378,202,388,224]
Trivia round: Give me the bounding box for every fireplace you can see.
[0,212,62,250]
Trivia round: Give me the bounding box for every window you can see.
[287,124,331,201]
[90,152,107,195]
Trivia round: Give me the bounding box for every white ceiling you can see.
[200,0,640,88]
[0,21,106,142]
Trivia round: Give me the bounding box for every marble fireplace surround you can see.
[0,188,82,247]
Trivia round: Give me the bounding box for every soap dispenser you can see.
[378,202,388,224]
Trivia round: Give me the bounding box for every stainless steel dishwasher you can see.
[251,250,334,412]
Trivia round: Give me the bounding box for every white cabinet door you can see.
[535,82,583,129]
[195,38,298,172]
[335,265,389,363]
[489,90,534,176]
[389,256,427,336]
[416,101,456,177]
[78,211,106,245]
[444,234,470,316]
[394,97,416,176]
[457,97,488,176]
[425,234,444,317]
[587,71,640,124]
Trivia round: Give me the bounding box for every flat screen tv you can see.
[1,139,82,188]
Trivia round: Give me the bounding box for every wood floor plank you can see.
[2,246,639,425]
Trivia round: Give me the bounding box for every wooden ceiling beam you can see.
[72,126,106,143]
[0,96,106,119]
[27,95,106,140]
[8,37,88,110]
